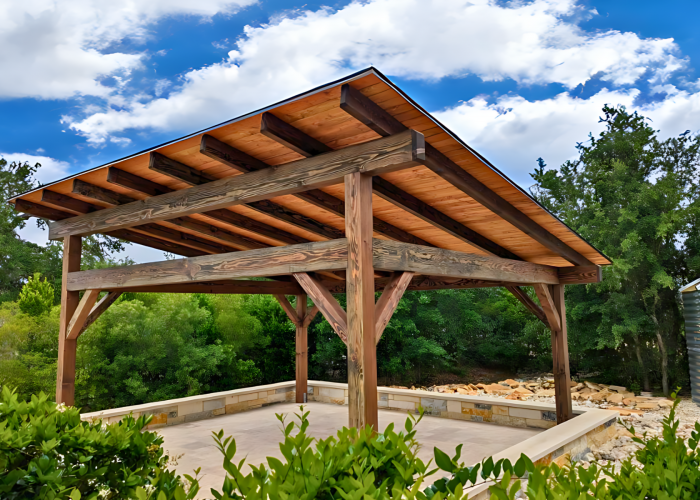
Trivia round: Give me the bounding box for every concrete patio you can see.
[159,401,543,495]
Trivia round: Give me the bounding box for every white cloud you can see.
[66,0,684,145]
[434,86,700,185]
[0,0,256,100]
[0,152,71,185]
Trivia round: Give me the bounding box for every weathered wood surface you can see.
[165,217,267,251]
[42,189,99,214]
[295,294,308,403]
[67,239,348,291]
[56,235,81,405]
[49,130,425,239]
[534,283,562,332]
[73,179,137,206]
[204,127,427,245]
[78,291,122,337]
[506,286,549,328]
[558,265,602,284]
[372,239,559,284]
[302,304,319,328]
[106,168,308,246]
[261,112,331,157]
[66,289,100,340]
[293,272,348,343]
[321,275,530,294]
[115,281,304,295]
[345,172,378,430]
[551,284,573,423]
[274,294,301,326]
[374,272,413,343]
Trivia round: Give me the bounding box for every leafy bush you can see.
[17,273,54,316]
[0,387,198,499]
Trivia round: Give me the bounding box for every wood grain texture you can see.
[203,131,426,245]
[551,284,573,423]
[202,208,308,246]
[66,289,100,340]
[506,286,549,328]
[534,283,562,332]
[374,272,413,343]
[372,239,559,284]
[302,304,319,328]
[261,111,332,157]
[67,239,348,291]
[72,179,137,206]
[78,291,122,337]
[274,294,301,326]
[345,172,378,430]
[341,83,404,137]
[293,272,348,343]
[296,294,308,403]
[115,281,304,294]
[56,235,81,405]
[423,144,593,267]
[49,131,425,239]
[558,265,602,284]
[42,189,100,214]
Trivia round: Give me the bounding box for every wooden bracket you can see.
[294,273,348,343]
[375,272,413,343]
[534,284,562,332]
[274,294,320,329]
[66,289,101,340]
[77,291,122,337]
[506,286,549,328]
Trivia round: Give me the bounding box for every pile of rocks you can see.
[414,377,674,416]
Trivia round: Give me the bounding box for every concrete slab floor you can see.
[159,402,542,496]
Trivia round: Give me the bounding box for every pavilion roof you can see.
[10,67,609,268]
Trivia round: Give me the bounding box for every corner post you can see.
[551,284,573,423]
[296,294,308,403]
[56,235,82,405]
[345,172,378,430]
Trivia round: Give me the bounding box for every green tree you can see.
[531,106,700,394]
[17,273,54,316]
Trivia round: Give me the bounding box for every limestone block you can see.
[378,400,388,407]
[526,418,556,429]
[461,402,475,409]
[379,394,389,401]
[509,417,527,428]
[542,411,556,422]
[393,394,420,403]
[492,405,509,416]
[420,398,447,411]
[178,401,203,416]
[184,410,214,423]
[389,400,416,410]
[149,413,168,425]
[213,408,226,416]
[447,400,461,413]
[203,398,225,411]
[461,407,492,421]
[226,395,240,405]
[166,415,186,426]
[226,401,250,414]
[319,387,345,399]
[266,392,287,403]
[508,407,542,420]
[492,415,512,426]
[239,392,260,402]
[276,387,293,394]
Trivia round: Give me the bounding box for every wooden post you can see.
[56,235,81,405]
[551,284,573,423]
[345,172,377,430]
[296,294,308,403]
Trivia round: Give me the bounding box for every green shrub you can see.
[17,273,54,316]
[0,387,198,499]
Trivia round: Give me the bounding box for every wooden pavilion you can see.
[9,68,609,429]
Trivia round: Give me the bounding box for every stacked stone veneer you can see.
[82,380,601,435]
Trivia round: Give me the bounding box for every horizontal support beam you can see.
[115,280,304,295]
[558,265,602,284]
[66,239,348,291]
[372,239,558,285]
[50,130,424,239]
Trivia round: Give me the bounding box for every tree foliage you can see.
[17,273,54,317]
[531,105,700,394]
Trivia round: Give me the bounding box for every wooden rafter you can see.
[14,199,205,257]
[256,112,431,246]
[338,83,593,267]
[106,169,307,246]
[48,130,425,240]
[374,271,413,342]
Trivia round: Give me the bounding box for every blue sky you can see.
[3,0,700,262]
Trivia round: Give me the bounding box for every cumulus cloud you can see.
[65,0,684,144]
[434,86,700,185]
[0,0,256,100]
[0,152,71,185]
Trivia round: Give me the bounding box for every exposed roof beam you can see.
[149,152,343,240]
[255,113,431,246]
[106,167,307,246]
[505,285,549,328]
[338,83,593,267]
[73,179,267,251]
[14,199,204,257]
